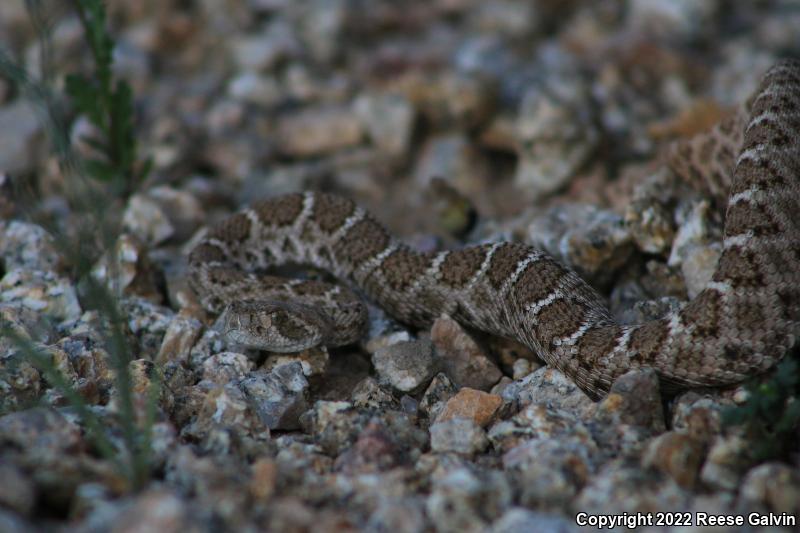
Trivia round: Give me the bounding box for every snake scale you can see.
[190,59,800,400]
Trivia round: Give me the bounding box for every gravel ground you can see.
[1,1,799,532]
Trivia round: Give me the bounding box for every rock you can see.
[525,204,633,286]
[334,421,403,474]
[627,0,720,40]
[511,358,533,380]
[188,328,226,369]
[699,434,757,492]
[0,300,57,351]
[491,508,578,533]
[276,105,363,157]
[0,407,82,456]
[372,338,438,393]
[574,460,689,514]
[230,20,301,72]
[426,467,512,533]
[262,347,329,378]
[200,351,253,385]
[354,92,415,158]
[0,99,45,175]
[400,72,495,130]
[366,498,428,533]
[419,372,458,421]
[143,186,206,243]
[670,391,727,444]
[157,311,204,364]
[513,74,598,195]
[413,134,489,196]
[188,382,271,446]
[350,376,398,410]
[227,72,282,107]
[91,233,163,302]
[594,368,665,431]
[435,388,503,428]
[363,330,412,354]
[499,367,595,420]
[238,362,309,430]
[488,403,597,455]
[0,269,82,322]
[591,368,666,456]
[430,315,502,391]
[641,431,706,490]
[739,462,800,515]
[0,221,63,272]
[0,346,42,412]
[503,437,596,511]
[430,418,489,455]
[0,460,35,516]
[110,489,195,533]
[467,1,539,37]
[0,509,36,533]
[122,193,176,246]
[249,457,278,502]
[625,190,676,255]
[668,200,721,298]
[120,297,174,357]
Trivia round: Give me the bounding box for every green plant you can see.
[0,0,158,491]
[2,325,160,491]
[722,350,800,461]
[65,0,150,196]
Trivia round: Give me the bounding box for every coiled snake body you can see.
[190,60,800,399]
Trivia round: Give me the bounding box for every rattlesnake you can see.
[189,59,800,400]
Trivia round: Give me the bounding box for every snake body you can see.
[190,60,800,399]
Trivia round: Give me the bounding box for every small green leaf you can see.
[84,158,117,182]
[65,73,104,128]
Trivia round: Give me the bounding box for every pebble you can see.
[640,431,706,490]
[413,134,489,195]
[513,74,598,195]
[499,367,595,420]
[227,72,283,107]
[574,460,689,514]
[230,20,301,72]
[430,418,489,455]
[372,338,438,393]
[739,462,800,515]
[524,204,633,286]
[91,233,163,302]
[0,461,35,516]
[435,388,503,428]
[0,99,44,175]
[238,362,309,431]
[354,92,415,158]
[419,372,458,421]
[699,434,757,492]
[156,311,204,364]
[430,315,502,391]
[0,269,82,322]
[491,508,579,533]
[276,105,363,158]
[426,467,512,533]
[200,351,253,385]
[121,193,175,246]
[261,347,330,378]
[0,221,63,272]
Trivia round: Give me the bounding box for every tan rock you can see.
[435,387,503,428]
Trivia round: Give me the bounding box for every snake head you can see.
[218,300,333,352]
